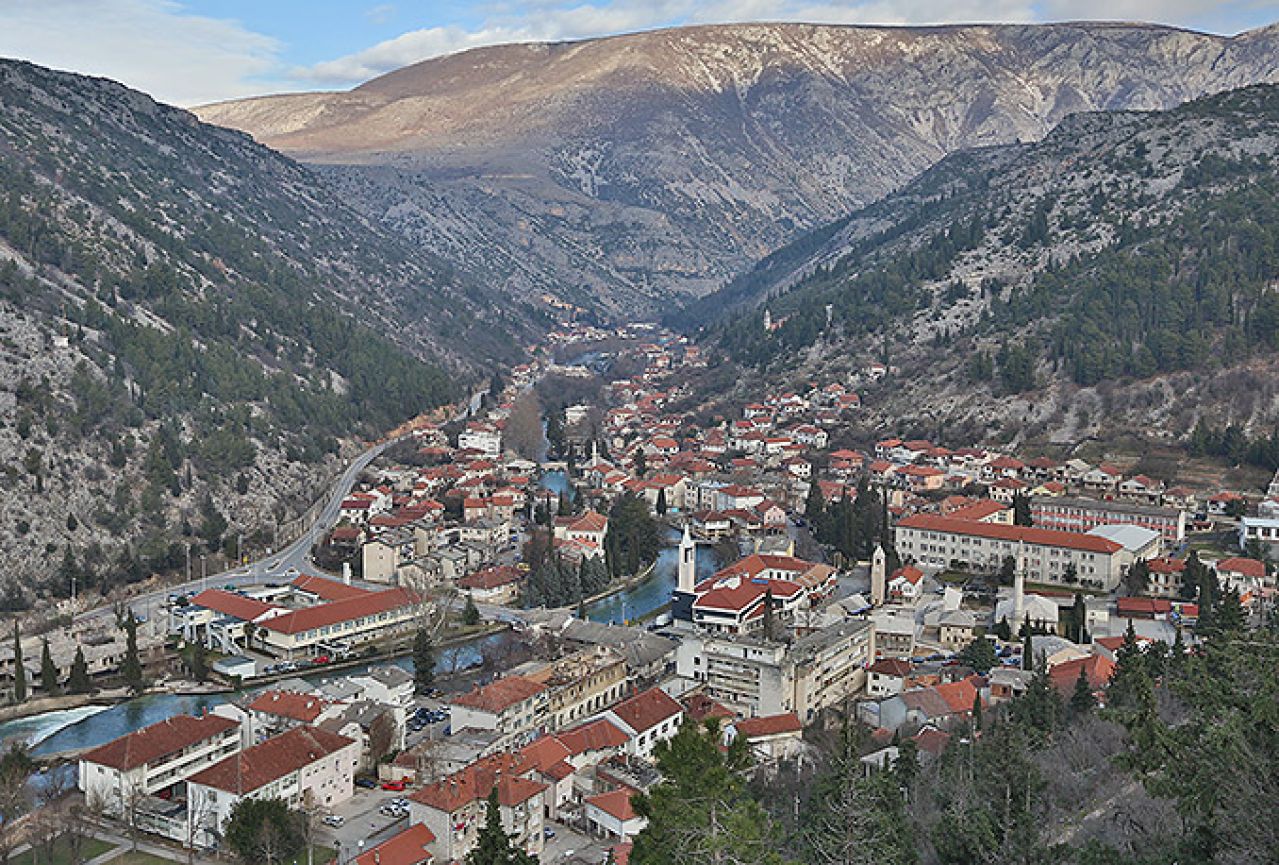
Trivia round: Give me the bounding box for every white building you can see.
[187,726,359,849]
[78,714,241,817]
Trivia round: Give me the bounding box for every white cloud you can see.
[0,0,285,106]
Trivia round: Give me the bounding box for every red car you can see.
[313,655,330,665]
[381,780,406,792]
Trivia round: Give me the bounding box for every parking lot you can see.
[319,785,412,857]
[541,822,607,863]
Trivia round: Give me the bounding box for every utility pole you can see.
[185,544,191,583]
[201,556,207,592]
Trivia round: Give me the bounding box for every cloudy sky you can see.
[0,0,1275,106]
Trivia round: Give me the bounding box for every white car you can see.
[322,815,344,827]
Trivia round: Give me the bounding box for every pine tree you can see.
[655,488,668,517]
[68,646,91,694]
[40,639,59,696]
[463,594,481,627]
[11,621,25,703]
[994,616,1012,641]
[120,613,144,694]
[190,637,208,683]
[1012,493,1033,527]
[1070,666,1096,715]
[466,789,535,865]
[804,481,825,524]
[413,628,435,694]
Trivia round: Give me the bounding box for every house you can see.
[887,566,924,603]
[1145,557,1185,599]
[726,712,804,762]
[408,755,546,863]
[585,787,647,841]
[554,511,610,547]
[458,566,522,606]
[246,690,336,741]
[79,714,241,819]
[865,658,912,698]
[1047,653,1115,700]
[602,687,684,760]
[449,676,548,742]
[937,610,977,649]
[187,726,360,848]
[1213,557,1268,604]
[873,676,983,735]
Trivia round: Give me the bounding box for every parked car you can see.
[322,815,344,827]
[381,780,406,792]
[355,778,377,789]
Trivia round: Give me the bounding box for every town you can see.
[1,320,1276,865]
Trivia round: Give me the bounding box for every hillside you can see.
[0,59,518,604]
[197,21,1279,317]
[700,85,1279,454]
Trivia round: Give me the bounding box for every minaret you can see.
[763,309,772,332]
[870,544,887,607]
[678,525,696,594]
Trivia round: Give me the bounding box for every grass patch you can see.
[111,853,182,865]
[12,836,116,865]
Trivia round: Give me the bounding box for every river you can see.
[0,632,512,759]
[584,527,719,625]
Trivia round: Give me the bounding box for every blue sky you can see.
[0,0,1275,106]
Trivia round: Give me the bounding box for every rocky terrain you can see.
[198,21,1279,316]
[700,85,1279,454]
[0,60,519,601]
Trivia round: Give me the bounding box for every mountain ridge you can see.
[195,20,1279,317]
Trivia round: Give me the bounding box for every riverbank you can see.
[0,689,129,726]
[577,560,658,609]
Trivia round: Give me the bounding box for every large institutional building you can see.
[1029,496,1185,544]
[894,514,1128,590]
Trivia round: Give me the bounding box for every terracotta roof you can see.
[410,754,547,813]
[352,823,436,865]
[896,514,1123,553]
[608,687,682,735]
[291,574,370,601]
[934,678,981,715]
[1049,654,1116,697]
[518,736,572,774]
[587,787,639,822]
[912,727,951,756]
[459,566,521,590]
[867,658,912,677]
[248,690,328,723]
[1215,557,1266,579]
[1148,557,1186,574]
[451,676,545,714]
[188,726,354,795]
[558,719,630,755]
[733,712,802,739]
[681,693,734,723]
[1116,597,1172,616]
[945,501,1009,521]
[81,714,238,772]
[262,587,417,635]
[189,589,276,622]
[568,511,609,533]
[890,566,924,586]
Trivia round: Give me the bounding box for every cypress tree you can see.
[1022,629,1035,671]
[40,639,59,696]
[120,614,144,694]
[68,646,91,694]
[11,621,25,703]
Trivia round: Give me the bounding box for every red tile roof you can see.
[934,677,981,715]
[188,726,354,794]
[459,566,521,590]
[608,687,682,735]
[896,514,1123,553]
[451,676,545,714]
[568,511,609,533]
[1116,597,1172,616]
[867,658,912,677]
[587,787,639,822]
[81,714,238,772]
[518,736,572,774]
[558,719,630,755]
[681,694,735,723]
[291,573,370,601]
[189,589,276,622]
[352,824,436,865]
[1215,557,1266,579]
[945,500,1009,522]
[410,754,547,813]
[1049,654,1116,697]
[262,587,417,635]
[248,690,328,723]
[733,712,802,739]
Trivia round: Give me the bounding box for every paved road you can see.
[76,436,405,632]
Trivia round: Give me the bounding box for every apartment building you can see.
[1030,496,1185,544]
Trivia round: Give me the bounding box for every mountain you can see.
[700,84,1279,455]
[0,59,516,602]
[197,21,1279,317]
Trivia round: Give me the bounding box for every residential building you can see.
[187,726,359,848]
[79,714,241,817]
[350,824,436,865]
[601,687,684,760]
[449,676,548,742]
[585,787,647,841]
[408,755,546,863]
[865,658,912,699]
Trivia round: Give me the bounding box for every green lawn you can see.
[11,836,115,865]
[110,853,181,865]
